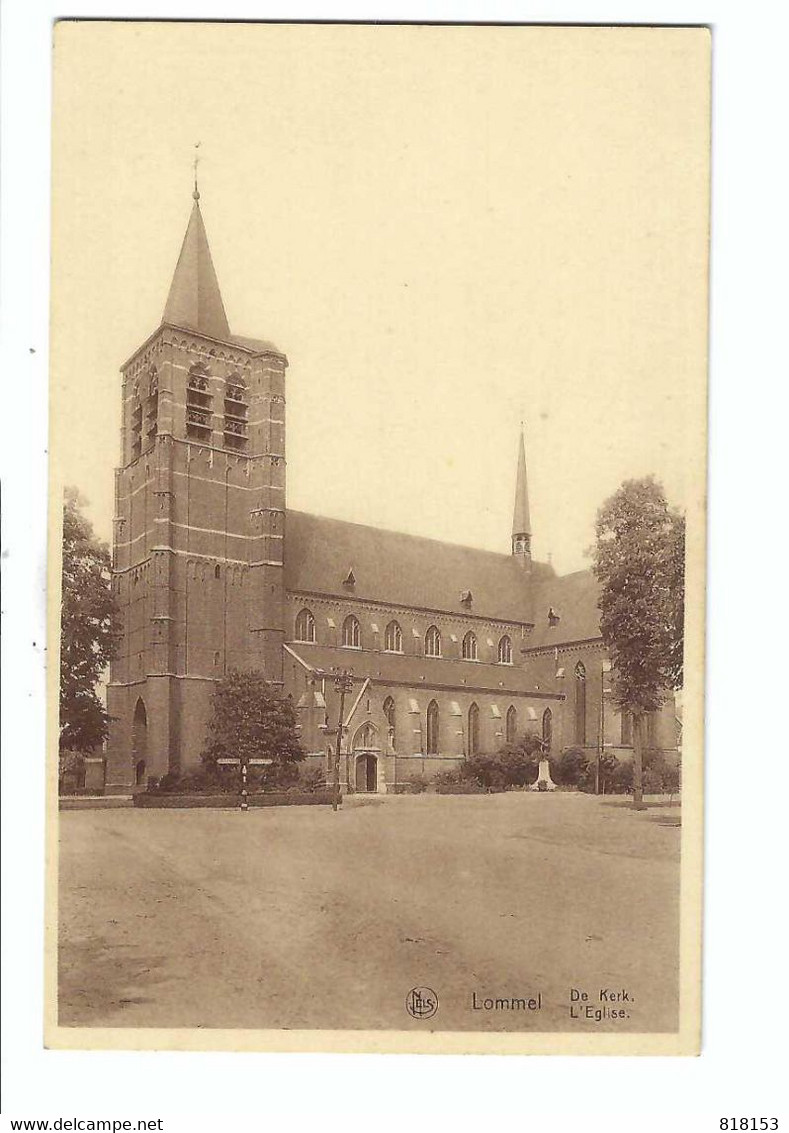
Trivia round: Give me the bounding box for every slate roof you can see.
[284,642,564,701]
[512,430,531,536]
[284,510,556,625]
[229,334,281,355]
[162,197,231,341]
[524,569,603,650]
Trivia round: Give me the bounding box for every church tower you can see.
[512,427,532,571]
[105,187,288,789]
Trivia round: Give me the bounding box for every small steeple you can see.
[512,425,532,566]
[162,176,231,342]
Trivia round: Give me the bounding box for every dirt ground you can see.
[58,792,680,1033]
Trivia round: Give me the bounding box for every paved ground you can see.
[58,792,680,1033]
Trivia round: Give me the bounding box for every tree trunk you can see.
[632,711,645,809]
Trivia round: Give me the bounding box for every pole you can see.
[240,758,248,811]
[598,660,611,796]
[332,669,352,812]
[597,679,604,795]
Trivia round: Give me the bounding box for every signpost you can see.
[216,757,273,810]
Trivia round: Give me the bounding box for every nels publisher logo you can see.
[406,986,439,1020]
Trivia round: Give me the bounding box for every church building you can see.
[105,189,677,793]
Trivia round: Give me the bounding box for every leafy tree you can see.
[201,669,304,788]
[60,488,120,754]
[591,476,685,808]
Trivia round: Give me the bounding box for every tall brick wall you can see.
[105,326,289,787]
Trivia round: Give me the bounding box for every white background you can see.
[1,1,787,1129]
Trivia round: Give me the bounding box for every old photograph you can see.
[48,22,709,1054]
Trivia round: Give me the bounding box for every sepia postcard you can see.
[46,21,710,1055]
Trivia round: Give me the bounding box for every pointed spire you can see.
[512,425,532,563]
[162,188,231,342]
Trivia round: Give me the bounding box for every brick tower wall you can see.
[105,327,288,788]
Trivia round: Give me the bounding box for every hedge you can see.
[134,790,336,809]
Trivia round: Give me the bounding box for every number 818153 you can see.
[720,1121,778,1130]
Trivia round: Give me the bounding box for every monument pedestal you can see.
[530,758,557,792]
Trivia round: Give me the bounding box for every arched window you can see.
[542,707,553,752]
[506,705,517,744]
[186,362,212,440]
[342,614,361,649]
[214,564,221,580]
[384,620,403,653]
[425,625,441,657]
[225,371,247,401]
[574,662,587,745]
[621,711,633,746]
[462,631,478,661]
[426,700,440,755]
[295,608,316,643]
[355,721,377,749]
[187,361,210,390]
[468,702,480,755]
[645,713,657,749]
[383,696,396,748]
[498,635,513,664]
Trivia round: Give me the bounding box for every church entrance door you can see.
[355,753,377,793]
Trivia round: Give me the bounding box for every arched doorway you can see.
[132,698,147,786]
[352,721,379,793]
[355,753,378,793]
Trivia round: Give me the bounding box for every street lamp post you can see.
[332,668,354,812]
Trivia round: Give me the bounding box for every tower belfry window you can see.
[144,368,159,452]
[223,372,248,452]
[130,383,143,461]
[186,363,212,442]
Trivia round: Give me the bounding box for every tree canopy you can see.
[202,669,304,787]
[592,476,684,710]
[60,488,120,753]
[591,476,685,806]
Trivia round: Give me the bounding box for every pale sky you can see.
[50,23,709,575]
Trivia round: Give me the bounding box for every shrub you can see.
[463,744,543,792]
[463,755,510,791]
[609,759,634,794]
[297,766,327,793]
[642,767,666,794]
[662,763,681,795]
[434,778,486,795]
[156,771,183,793]
[432,768,466,789]
[642,752,681,796]
[148,767,237,795]
[402,773,429,793]
[554,747,590,787]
